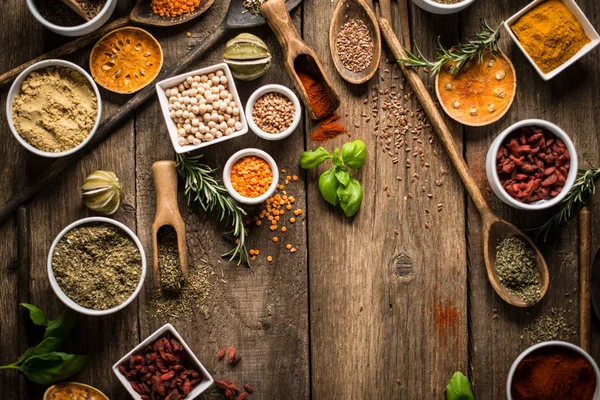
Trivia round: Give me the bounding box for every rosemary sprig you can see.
[530,166,600,242]
[398,20,502,75]
[176,154,249,265]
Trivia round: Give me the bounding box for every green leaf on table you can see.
[445,371,475,400]
[341,140,367,169]
[336,178,363,217]
[20,304,47,326]
[44,309,76,341]
[334,167,350,187]
[332,149,343,167]
[16,337,64,365]
[20,352,89,385]
[319,168,340,205]
[300,147,332,169]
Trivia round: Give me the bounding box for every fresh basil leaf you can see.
[20,352,88,385]
[16,337,63,365]
[445,371,474,400]
[332,149,343,167]
[44,309,76,341]
[336,178,363,217]
[334,167,350,187]
[300,147,332,169]
[341,140,367,169]
[318,168,340,205]
[20,304,47,326]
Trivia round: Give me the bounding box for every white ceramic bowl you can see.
[245,84,302,141]
[506,341,600,399]
[48,217,146,316]
[112,323,214,400]
[486,119,578,211]
[6,59,102,158]
[223,148,279,205]
[26,0,117,37]
[156,63,248,154]
[411,0,474,15]
[505,0,600,81]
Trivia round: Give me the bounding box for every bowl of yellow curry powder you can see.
[6,59,102,158]
[505,0,600,80]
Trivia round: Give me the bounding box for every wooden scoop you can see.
[60,0,91,21]
[152,161,188,289]
[260,0,340,120]
[380,19,549,308]
[329,0,381,84]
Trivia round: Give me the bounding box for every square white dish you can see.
[504,0,600,81]
[112,323,213,399]
[156,63,248,153]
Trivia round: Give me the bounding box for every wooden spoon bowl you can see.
[129,0,215,26]
[330,0,381,84]
[44,383,109,400]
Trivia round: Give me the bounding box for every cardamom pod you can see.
[223,33,272,81]
[81,171,124,215]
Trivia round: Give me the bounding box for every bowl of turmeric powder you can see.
[505,0,600,80]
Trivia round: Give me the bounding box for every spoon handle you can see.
[379,19,491,216]
[378,0,392,22]
[579,207,591,351]
[60,0,91,21]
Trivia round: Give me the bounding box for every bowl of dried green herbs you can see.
[47,217,146,316]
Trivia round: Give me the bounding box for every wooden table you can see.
[1,0,599,398]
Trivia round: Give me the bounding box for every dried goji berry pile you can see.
[496,126,570,203]
[118,334,202,399]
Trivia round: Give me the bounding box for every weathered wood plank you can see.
[135,3,309,399]
[306,1,466,397]
[464,1,600,398]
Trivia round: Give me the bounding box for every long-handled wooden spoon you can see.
[152,161,188,289]
[379,18,549,307]
[260,0,340,120]
[329,0,381,84]
[60,0,91,21]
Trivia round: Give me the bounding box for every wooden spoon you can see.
[329,0,381,84]
[379,18,549,307]
[152,161,188,289]
[60,0,91,21]
[260,0,340,120]
[44,383,108,400]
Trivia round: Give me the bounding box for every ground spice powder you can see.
[511,0,590,73]
[298,71,335,120]
[311,114,347,142]
[511,345,596,400]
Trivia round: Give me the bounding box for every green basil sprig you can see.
[446,371,475,400]
[0,304,88,384]
[300,140,366,217]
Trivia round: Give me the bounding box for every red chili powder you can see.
[311,114,347,143]
[511,345,596,400]
[297,71,335,119]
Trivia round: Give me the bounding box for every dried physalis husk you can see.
[223,33,272,81]
[89,27,163,94]
[82,170,124,215]
[435,52,516,126]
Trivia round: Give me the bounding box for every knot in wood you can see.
[393,252,414,280]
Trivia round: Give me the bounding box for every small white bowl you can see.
[506,341,600,399]
[223,148,279,205]
[26,0,117,37]
[48,217,146,316]
[505,0,600,81]
[411,0,474,15]
[245,84,302,141]
[6,59,102,158]
[112,323,214,400]
[156,63,248,154]
[486,119,578,211]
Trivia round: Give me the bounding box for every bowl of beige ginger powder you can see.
[7,59,102,158]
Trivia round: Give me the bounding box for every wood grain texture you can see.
[580,207,591,351]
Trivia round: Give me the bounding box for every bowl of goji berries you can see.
[112,323,213,400]
[486,119,578,210]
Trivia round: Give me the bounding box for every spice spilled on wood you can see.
[158,226,184,293]
[494,237,540,305]
[521,308,575,344]
[336,19,374,73]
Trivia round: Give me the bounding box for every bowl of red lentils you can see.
[223,148,279,205]
[245,84,301,141]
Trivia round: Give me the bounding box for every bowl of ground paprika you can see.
[223,148,279,205]
[507,341,600,399]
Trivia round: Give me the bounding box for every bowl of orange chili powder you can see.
[223,148,279,205]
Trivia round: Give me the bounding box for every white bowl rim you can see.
[25,0,115,32]
[223,148,280,205]
[47,217,147,316]
[417,0,475,10]
[506,340,600,399]
[245,84,302,141]
[155,63,248,154]
[111,323,214,400]
[489,119,578,210]
[6,59,102,158]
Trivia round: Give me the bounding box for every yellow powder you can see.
[12,66,98,153]
[511,0,590,73]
